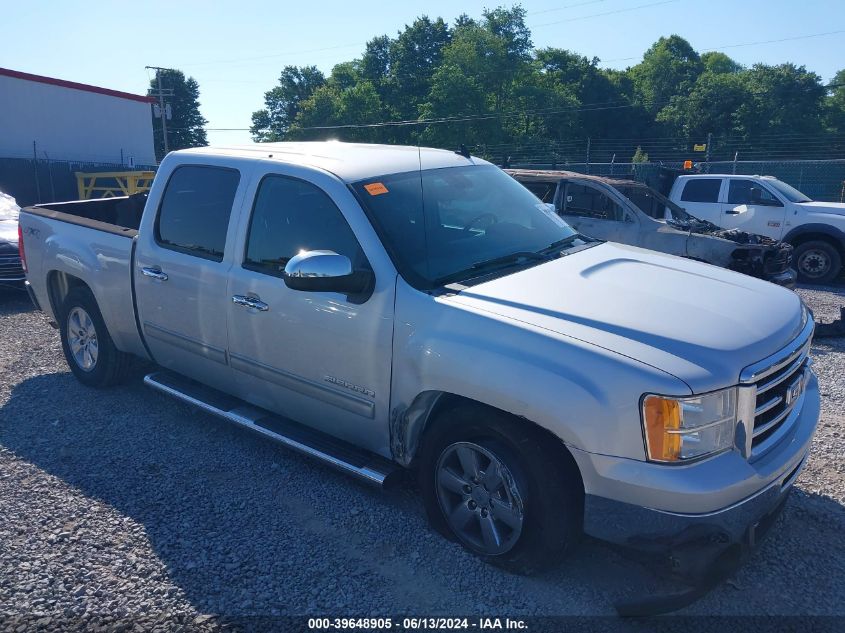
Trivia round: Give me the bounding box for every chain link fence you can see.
[478,134,845,202]
[0,157,157,207]
[504,159,845,202]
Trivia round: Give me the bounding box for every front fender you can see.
[782,222,845,249]
[390,279,691,464]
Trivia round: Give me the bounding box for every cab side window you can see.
[680,178,721,203]
[244,175,365,277]
[522,181,557,203]
[562,183,622,221]
[155,165,241,261]
[728,180,782,206]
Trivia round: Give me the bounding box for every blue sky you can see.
[5,0,845,145]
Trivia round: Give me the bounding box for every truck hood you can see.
[447,242,804,393]
[796,201,845,215]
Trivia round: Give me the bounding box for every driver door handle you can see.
[232,295,269,311]
[141,267,168,281]
[725,209,740,215]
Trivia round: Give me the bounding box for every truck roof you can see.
[675,173,772,180]
[177,142,490,183]
[505,169,643,189]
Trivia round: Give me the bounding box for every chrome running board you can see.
[144,370,401,488]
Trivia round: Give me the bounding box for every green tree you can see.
[291,62,385,142]
[824,69,845,133]
[701,51,743,75]
[658,71,749,138]
[632,146,649,163]
[250,66,326,141]
[149,69,207,160]
[629,35,703,119]
[387,16,451,121]
[536,49,639,139]
[734,63,825,137]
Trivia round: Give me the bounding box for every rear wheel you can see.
[418,405,582,574]
[59,287,132,387]
[793,240,841,284]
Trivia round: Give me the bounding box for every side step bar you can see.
[143,370,402,488]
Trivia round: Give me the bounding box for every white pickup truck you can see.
[668,174,845,283]
[19,143,819,606]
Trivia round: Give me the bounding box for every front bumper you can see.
[573,370,820,554]
[766,267,797,289]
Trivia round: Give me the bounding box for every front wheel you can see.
[59,287,132,388]
[793,240,842,284]
[418,406,582,574]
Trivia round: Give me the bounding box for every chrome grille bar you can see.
[754,395,782,417]
[756,354,809,396]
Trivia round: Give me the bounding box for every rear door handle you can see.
[232,295,269,311]
[141,267,168,281]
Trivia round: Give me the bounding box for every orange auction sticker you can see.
[364,182,389,196]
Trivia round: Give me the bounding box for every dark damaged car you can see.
[508,170,796,288]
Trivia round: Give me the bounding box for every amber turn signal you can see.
[643,395,682,462]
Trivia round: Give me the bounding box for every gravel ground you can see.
[0,283,843,625]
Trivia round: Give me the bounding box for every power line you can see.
[527,0,608,15]
[532,0,681,28]
[601,29,845,63]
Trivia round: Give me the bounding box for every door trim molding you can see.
[143,322,228,365]
[229,353,375,419]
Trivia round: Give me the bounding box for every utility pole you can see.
[145,66,175,156]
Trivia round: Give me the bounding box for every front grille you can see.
[763,244,794,275]
[750,343,810,457]
[0,254,25,280]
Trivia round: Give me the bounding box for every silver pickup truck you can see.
[19,143,819,601]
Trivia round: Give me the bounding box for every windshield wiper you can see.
[433,251,550,287]
[470,251,549,270]
[538,234,584,254]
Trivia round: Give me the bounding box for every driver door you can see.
[720,179,786,239]
[225,169,395,456]
[559,182,638,243]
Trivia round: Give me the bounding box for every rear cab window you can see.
[155,165,241,261]
[680,178,722,203]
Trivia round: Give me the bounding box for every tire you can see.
[793,240,842,284]
[417,405,582,575]
[59,286,132,388]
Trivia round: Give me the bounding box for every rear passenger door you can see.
[675,178,724,224]
[134,163,247,394]
[559,182,639,243]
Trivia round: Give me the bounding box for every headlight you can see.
[641,388,737,462]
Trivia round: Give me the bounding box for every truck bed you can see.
[24,194,147,237]
[19,194,149,360]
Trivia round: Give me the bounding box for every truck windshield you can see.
[353,165,584,289]
[766,179,812,203]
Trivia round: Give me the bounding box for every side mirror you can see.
[283,250,373,295]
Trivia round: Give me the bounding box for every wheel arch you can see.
[392,390,584,494]
[46,270,92,322]
[783,225,845,256]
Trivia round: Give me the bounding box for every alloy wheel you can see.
[435,441,524,556]
[67,306,99,371]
